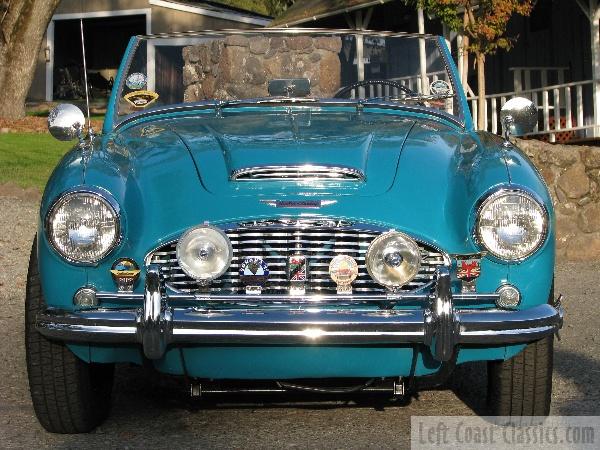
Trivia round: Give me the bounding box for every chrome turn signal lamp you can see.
[176,225,232,283]
[496,284,521,309]
[73,287,98,307]
[366,231,421,290]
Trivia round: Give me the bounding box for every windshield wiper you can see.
[217,97,318,108]
[359,93,455,104]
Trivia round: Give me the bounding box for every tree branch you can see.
[576,0,590,19]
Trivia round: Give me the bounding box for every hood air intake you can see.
[231,165,365,181]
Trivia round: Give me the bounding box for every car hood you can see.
[127,110,420,197]
[83,109,511,252]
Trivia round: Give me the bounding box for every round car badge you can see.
[110,258,141,292]
[125,72,147,90]
[430,79,452,96]
[329,255,359,295]
[239,257,269,288]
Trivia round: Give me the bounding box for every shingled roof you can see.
[270,0,393,27]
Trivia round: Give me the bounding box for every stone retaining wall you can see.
[182,35,342,102]
[515,138,600,260]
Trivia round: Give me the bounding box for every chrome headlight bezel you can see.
[45,187,121,265]
[474,188,549,262]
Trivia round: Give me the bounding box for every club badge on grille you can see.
[288,255,307,281]
[288,255,307,295]
[239,257,269,295]
[329,255,358,295]
[454,253,485,293]
[110,258,140,292]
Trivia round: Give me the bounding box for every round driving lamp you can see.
[366,231,421,290]
[176,225,232,283]
[46,189,120,264]
[476,189,548,261]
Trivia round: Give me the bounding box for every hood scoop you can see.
[231,165,365,182]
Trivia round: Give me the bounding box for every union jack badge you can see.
[455,253,484,282]
[288,255,307,281]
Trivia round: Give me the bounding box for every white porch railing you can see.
[390,70,447,93]
[468,80,598,142]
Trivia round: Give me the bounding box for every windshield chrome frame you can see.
[108,29,468,132]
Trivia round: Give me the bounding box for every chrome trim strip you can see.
[231,165,365,182]
[95,292,500,304]
[116,99,464,132]
[36,303,563,348]
[138,28,437,40]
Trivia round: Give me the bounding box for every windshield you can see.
[116,31,462,123]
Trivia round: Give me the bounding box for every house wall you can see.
[480,3,591,95]
[28,0,264,102]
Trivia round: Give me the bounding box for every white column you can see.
[355,11,364,83]
[45,21,55,102]
[417,8,428,94]
[591,4,600,137]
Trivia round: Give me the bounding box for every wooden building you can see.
[273,0,600,141]
[28,0,270,102]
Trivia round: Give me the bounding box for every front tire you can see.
[487,336,553,416]
[25,237,115,433]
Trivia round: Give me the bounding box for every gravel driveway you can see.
[1,196,598,449]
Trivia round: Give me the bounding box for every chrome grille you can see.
[147,221,447,295]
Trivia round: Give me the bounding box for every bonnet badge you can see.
[110,258,141,292]
[329,255,359,295]
[240,257,269,283]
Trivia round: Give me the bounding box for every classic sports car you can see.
[27,30,563,433]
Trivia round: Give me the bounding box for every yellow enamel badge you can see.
[124,90,159,108]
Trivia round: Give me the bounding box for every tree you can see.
[0,0,60,119]
[213,0,295,16]
[409,0,535,129]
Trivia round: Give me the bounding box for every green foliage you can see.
[0,133,73,189]
[407,0,535,55]
[211,0,294,16]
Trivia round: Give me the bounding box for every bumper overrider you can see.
[36,266,563,361]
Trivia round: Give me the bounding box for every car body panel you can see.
[38,32,556,380]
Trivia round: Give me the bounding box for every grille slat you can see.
[147,221,447,296]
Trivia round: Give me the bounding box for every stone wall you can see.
[182,35,342,102]
[515,138,600,260]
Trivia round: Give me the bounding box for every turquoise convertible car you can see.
[26,30,563,433]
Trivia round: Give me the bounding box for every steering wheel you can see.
[333,79,419,101]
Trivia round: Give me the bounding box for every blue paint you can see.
[153,346,441,379]
[38,33,555,380]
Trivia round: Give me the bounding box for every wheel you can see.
[25,237,114,433]
[487,335,553,416]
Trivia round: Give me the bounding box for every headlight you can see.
[46,189,120,263]
[365,231,421,290]
[176,225,232,283]
[476,189,548,260]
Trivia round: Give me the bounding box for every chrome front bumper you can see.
[36,266,563,361]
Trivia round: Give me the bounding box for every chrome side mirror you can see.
[500,97,537,144]
[47,104,86,141]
